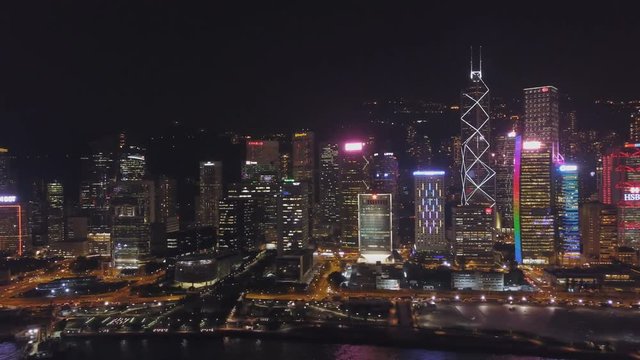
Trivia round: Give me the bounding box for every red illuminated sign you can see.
[541,87,549,93]
[247,141,264,146]
[485,207,493,215]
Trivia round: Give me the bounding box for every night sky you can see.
[0,2,638,154]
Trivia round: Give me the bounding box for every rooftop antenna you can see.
[470,46,473,79]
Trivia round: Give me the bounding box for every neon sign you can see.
[0,196,16,203]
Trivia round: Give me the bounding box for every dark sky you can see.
[0,2,638,153]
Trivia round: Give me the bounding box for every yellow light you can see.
[294,133,308,138]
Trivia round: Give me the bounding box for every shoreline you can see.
[57,325,635,359]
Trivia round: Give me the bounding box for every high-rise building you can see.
[580,201,617,262]
[119,146,146,181]
[46,181,64,243]
[319,143,340,233]
[197,161,223,227]
[279,153,291,180]
[244,140,279,180]
[556,164,580,265]
[338,142,370,248]
[494,131,516,231]
[28,181,47,248]
[217,197,240,251]
[111,196,149,269]
[156,175,177,225]
[371,152,399,242]
[292,131,315,199]
[226,178,279,250]
[630,110,640,143]
[460,51,495,207]
[523,86,560,160]
[453,205,494,269]
[80,151,115,238]
[600,143,640,251]
[112,145,150,269]
[0,147,16,194]
[515,139,555,265]
[277,179,309,254]
[413,171,446,254]
[358,193,392,262]
[0,195,25,255]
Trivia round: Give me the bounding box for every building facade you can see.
[413,171,446,254]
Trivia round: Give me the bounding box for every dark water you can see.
[0,338,559,360]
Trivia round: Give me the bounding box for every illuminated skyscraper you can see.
[226,178,279,250]
[156,175,177,226]
[523,86,560,160]
[556,164,580,265]
[0,195,25,255]
[197,161,223,227]
[494,131,516,231]
[112,196,149,269]
[413,171,446,253]
[46,181,64,243]
[292,131,315,199]
[453,205,494,269]
[217,197,240,251]
[278,179,309,254]
[0,147,16,194]
[600,143,640,251]
[580,201,618,262]
[358,193,392,262]
[460,49,495,207]
[338,142,370,248]
[318,143,340,236]
[80,151,115,237]
[244,140,279,180]
[516,140,555,265]
[119,146,146,181]
[630,110,640,143]
[371,152,399,241]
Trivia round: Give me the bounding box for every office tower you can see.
[514,139,555,265]
[453,205,494,269]
[217,197,240,251]
[413,171,446,253]
[556,164,580,265]
[600,143,640,251]
[28,181,47,247]
[226,178,279,250]
[119,146,146,181]
[156,175,177,225]
[580,201,618,262]
[111,196,149,269]
[523,86,560,160]
[111,145,150,269]
[371,152,399,241]
[338,142,370,248]
[319,143,340,229]
[292,131,315,198]
[407,122,433,169]
[630,110,640,143]
[358,193,392,262]
[494,131,516,231]
[244,140,279,180]
[460,50,495,207]
[279,153,291,180]
[80,151,115,238]
[277,179,309,254]
[0,147,16,193]
[0,195,25,255]
[197,161,223,227]
[46,181,64,243]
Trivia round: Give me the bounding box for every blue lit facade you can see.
[556,164,580,263]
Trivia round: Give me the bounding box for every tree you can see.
[328,271,346,288]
